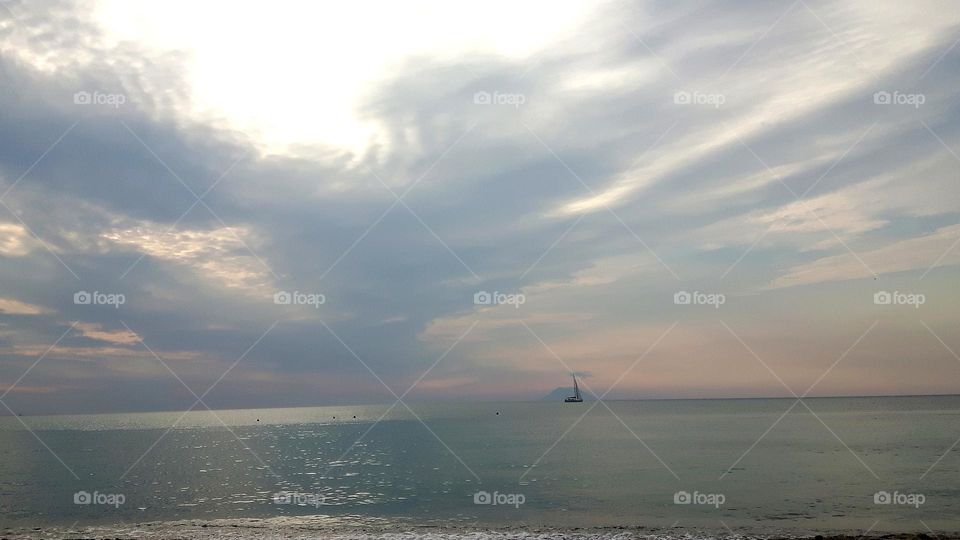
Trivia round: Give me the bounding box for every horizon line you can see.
[3,391,960,419]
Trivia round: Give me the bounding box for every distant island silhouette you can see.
[542,387,596,401]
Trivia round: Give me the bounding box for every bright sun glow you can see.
[93,0,594,155]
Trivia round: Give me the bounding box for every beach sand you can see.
[2,518,957,540]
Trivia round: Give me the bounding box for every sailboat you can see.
[564,374,583,402]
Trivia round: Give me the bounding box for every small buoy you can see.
[256,419,260,422]
[353,415,357,419]
[333,416,336,419]
[496,411,500,415]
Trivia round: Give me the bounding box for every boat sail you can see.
[564,374,583,402]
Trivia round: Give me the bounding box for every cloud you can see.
[769,223,960,289]
[102,221,273,292]
[0,296,49,315]
[1,0,959,412]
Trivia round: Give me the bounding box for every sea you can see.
[1,396,958,537]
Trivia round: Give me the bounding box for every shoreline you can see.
[3,518,958,540]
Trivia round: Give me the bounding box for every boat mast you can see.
[573,374,581,400]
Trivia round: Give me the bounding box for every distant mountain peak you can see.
[541,386,595,401]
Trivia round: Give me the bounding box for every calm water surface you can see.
[0,396,958,534]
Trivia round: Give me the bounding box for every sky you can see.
[1,0,959,415]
